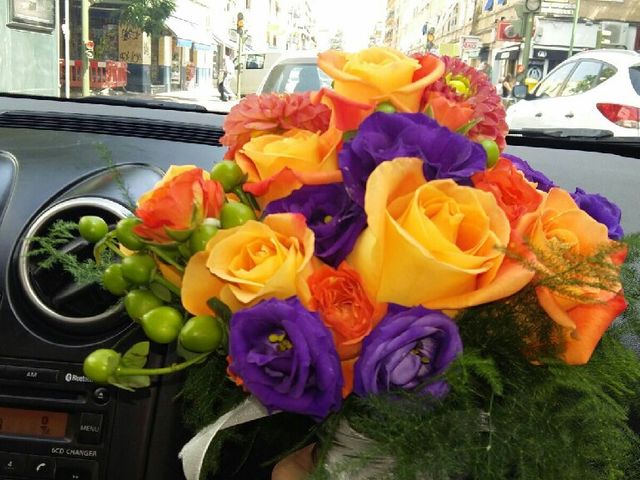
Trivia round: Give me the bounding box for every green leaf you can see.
[109,342,151,390]
[121,341,150,368]
[207,297,232,324]
[456,118,481,135]
[109,375,151,391]
[149,281,172,302]
[120,0,176,36]
[424,104,435,118]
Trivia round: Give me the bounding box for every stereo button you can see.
[54,460,96,480]
[0,451,26,475]
[92,387,110,405]
[2,366,59,383]
[26,455,56,479]
[77,413,103,445]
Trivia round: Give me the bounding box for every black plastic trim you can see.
[0,111,224,146]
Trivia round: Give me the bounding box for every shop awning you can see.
[212,32,236,50]
[495,47,520,61]
[165,16,212,50]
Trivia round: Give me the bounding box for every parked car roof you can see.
[570,49,640,64]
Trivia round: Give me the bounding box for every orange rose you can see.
[307,262,387,396]
[134,166,224,243]
[236,127,342,206]
[472,157,543,227]
[315,47,444,130]
[515,188,627,364]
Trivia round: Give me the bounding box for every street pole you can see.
[568,0,581,56]
[521,11,534,81]
[81,0,90,96]
[63,0,70,98]
[236,34,243,98]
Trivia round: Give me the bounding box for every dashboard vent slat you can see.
[0,111,224,146]
[18,197,131,333]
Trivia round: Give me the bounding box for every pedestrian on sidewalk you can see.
[218,53,236,101]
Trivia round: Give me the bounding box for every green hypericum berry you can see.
[481,139,500,168]
[375,101,396,113]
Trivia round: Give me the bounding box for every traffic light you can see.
[84,40,94,60]
[237,12,244,35]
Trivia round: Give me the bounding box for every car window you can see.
[533,62,577,99]
[262,63,332,94]
[630,66,640,96]
[245,54,265,70]
[561,61,615,96]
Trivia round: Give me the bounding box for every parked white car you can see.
[257,53,332,95]
[507,49,640,136]
[232,51,285,97]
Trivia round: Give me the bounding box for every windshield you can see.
[1,0,639,136]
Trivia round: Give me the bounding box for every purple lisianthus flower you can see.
[229,297,343,419]
[571,187,624,240]
[502,153,554,192]
[353,305,463,398]
[339,112,487,206]
[264,183,366,267]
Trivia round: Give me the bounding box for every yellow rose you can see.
[317,47,444,113]
[236,127,342,206]
[181,213,315,313]
[348,157,534,309]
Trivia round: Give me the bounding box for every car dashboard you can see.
[0,95,638,480]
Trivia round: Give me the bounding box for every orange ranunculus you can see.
[348,157,535,309]
[134,166,224,243]
[307,262,387,397]
[316,47,444,129]
[515,188,628,364]
[472,157,543,227]
[181,213,316,314]
[236,126,342,206]
[424,91,475,133]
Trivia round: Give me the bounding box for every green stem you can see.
[116,352,210,377]
[233,186,255,210]
[151,274,181,297]
[104,240,125,258]
[147,245,185,273]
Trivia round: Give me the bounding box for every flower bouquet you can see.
[66,47,640,479]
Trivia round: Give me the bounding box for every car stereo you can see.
[0,358,112,479]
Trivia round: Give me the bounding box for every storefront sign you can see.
[119,26,151,65]
[541,1,576,17]
[460,36,481,58]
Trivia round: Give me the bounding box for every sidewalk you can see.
[154,86,239,112]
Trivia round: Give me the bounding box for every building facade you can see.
[384,0,399,47]
[1,0,60,96]
[393,0,640,85]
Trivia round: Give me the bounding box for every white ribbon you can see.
[179,396,271,480]
[323,420,394,480]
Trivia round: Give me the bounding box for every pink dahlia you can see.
[221,92,332,158]
[422,55,508,151]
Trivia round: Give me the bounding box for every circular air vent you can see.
[18,197,132,333]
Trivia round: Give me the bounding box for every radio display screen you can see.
[0,407,68,438]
